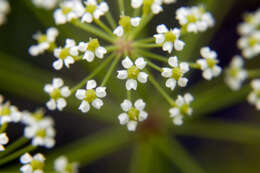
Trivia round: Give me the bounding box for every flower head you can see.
[118,99,148,131]
[161,56,189,90]
[238,31,260,59]
[0,102,22,125]
[154,24,185,53]
[225,56,247,90]
[31,0,58,10]
[0,133,9,151]
[54,156,79,173]
[75,80,106,113]
[44,78,71,111]
[248,79,260,110]
[20,153,45,173]
[196,46,222,80]
[29,27,59,56]
[0,0,10,26]
[113,16,141,37]
[131,0,166,15]
[238,9,260,36]
[117,57,148,90]
[169,93,194,125]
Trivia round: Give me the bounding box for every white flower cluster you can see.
[248,79,260,110]
[20,153,45,173]
[196,47,222,80]
[161,56,189,90]
[0,0,10,26]
[54,156,79,173]
[0,99,22,125]
[176,5,215,33]
[118,99,148,131]
[29,27,59,56]
[117,57,148,91]
[154,24,185,53]
[23,110,55,148]
[225,56,247,90]
[0,133,8,151]
[131,0,176,14]
[169,93,193,125]
[75,80,107,113]
[44,78,71,111]
[114,16,141,37]
[31,0,58,10]
[237,9,260,59]
[54,0,108,25]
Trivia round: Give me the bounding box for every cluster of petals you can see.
[54,156,79,173]
[113,16,141,37]
[0,97,22,125]
[20,153,45,173]
[0,133,8,151]
[248,79,260,110]
[31,0,58,10]
[0,0,10,26]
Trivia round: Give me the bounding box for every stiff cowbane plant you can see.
[0,0,260,172]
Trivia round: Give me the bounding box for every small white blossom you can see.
[31,0,58,10]
[118,99,148,131]
[154,24,185,53]
[238,9,260,36]
[169,93,194,126]
[113,16,141,37]
[75,80,106,113]
[20,153,45,173]
[0,102,22,125]
[0,0,10,26]
[44,78,71,111]
[176,6,215,33]
[0,133,9,151]
[117,57,148,90]
[162,56,189,90]
[29,27,59,56]
[54,156,79,173]
[248,79,260,110]
[196,47,222,80]
[131,0,163,14]
[225,56,247,90]
[80,39,107,62]
[54,0,85,25]
[81,0,109,23]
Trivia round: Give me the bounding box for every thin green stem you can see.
[105,45,118,52]
[101,55,121,86]
[105,12,117,29]
[94,19,114,36]
[71,20,114,43]
[0,123,8,133]
[132,7,141,17]
[0,137,29,159]
[134,43,161,48]
[137,49,168,63]
[136,37,155,44]
[0,145,36,166]
[146,70,175,106]
[248,69,260,78]
[189,62,201,69]
[71,53,115,93]
[146,60,163,72]
[117,0,125,14]
[127,90,131,101]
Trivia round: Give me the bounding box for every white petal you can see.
[53,59,63,70]
[64,56,75,68]
[53,78,64,88]
[122,56,133,69]
[180,62,189,73]
[135,57,147,69]
[130,17,141,27]
[75,89,86,100]
[96,87,107,98]
[154,34,165,44]
[44,84,53,94]
[121,99,132,112]
[212,66,222,77]
[165,78,176,90]
[184,93,194,103]
[95,46,107,59]
[34,153,45,162]
[92,98,103,109]
[178,77,188,87]
[20,153,32,164]
[20,164,33,173]
[168,56,178,67]
[202,69,213,80]
[81,13,93,23]
[138,111,148,122]
[79,101,90,113]
[126,79,137,90]
[173,116,183,126]
[83,51,95,62]
[174,40,185,51]
[134,99,146,110]
[157,24,168,34]
[86,80,97,90]
[78,42,87,52]
[137,72,148,83]
[118,113,129,125]
[113,26,124,37]
[163,42,173,53]
[127,121,138,131]
[0,133,8,145]
[117,70,128,80]
[161,68,172,78]
[69,46,79,56]
[169,108,180,117]
[46,99,56,110]
[60,86,71,97]
[57,98,67,111]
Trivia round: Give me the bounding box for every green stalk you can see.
[127,90,131,101]
[146,60,163,72]
[137,49,168,63]
[0,123,8,133]
[248,69,260,78]
[101,55,121,86]
[105,12,117,29]
[71,54,115,93]
[134,43,161,48]
[189,62,201,69]
[135,37,155,43]
[94,19,114,36]
[118,0,125,14]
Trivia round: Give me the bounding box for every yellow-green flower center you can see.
[187,15,197,23]
[59,48,70,59]
[38,35,47,43]
[128,66,140,79]
[85,4,97,13]
[119,16,131,32]
[36,129,46,138]
[32,112,44,121]
[51,88,61,100]
[87,39,100,52]
[171,67,182,80]
[65,164,74,173]
[229,67,239,77]
[0,105,10,116]
[85,89,97,103]
[206,58,217,68]
[165,31,177,42]
[62,7,72,15]
[180,104,190,116]
[143,0,154,14]
[31,160,45,171]
[128,108,139,121]
[248,36,258,47]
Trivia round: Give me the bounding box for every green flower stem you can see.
[105,12,117,29]
[94,19,114,36]
[189,62,201,69]
[146,60,163,72]
[136,37,155,43]
[117,0,125,14]
[146,70,176,106]
[0,137,29,159]
[133,7,141,17]
[101,55,121,86]
[71,20,114,43]
[127,90,131,101]
[134,42,161,48]
[130,13,154,40]
[248,69,260,78]
[137,49,168,63]
[105,45,118,52]
[0,145,36,166]
[71,53,115,93]
[0,123,8,133]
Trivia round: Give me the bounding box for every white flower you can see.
[154,24,185,53]
[238,9,260,36]
[161,56,189,90]
[81,0,109,23]
[131,0,163,14]
[225,56,247,90]
[0,133,9,151]
[54,156,78,173]
[31,0,58,10]
[0,0,10,26]
[0,102,22,125]
[53,39,78,70]
[113,16,141,37]
[81,39,107,62]
[75,80,106,113]
[29,27,59,56]
[21,109,53,126]
[44,78,71,111]
[54,1,85,25]
[118,99,148,131]
[248,79,260,110]
[169,93,194,126]
[196,47,222,80]
[20,153,45,173]
[117,57,148,90]
[176,6,215,33]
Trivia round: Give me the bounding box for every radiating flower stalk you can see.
[0,0,259,172]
